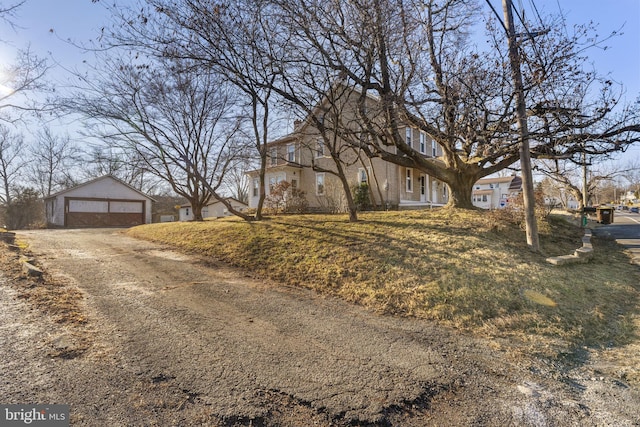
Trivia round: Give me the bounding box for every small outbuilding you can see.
[45,175,154,228]
[179,197,248,221]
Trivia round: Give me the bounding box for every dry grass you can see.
[127,208,640,349]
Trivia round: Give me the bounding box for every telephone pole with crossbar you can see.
[502,0,540,252]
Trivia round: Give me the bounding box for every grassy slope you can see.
[127,209,640,349]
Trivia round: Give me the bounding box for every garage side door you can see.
[65,198,145,227]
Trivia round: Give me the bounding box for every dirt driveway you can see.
[1,229,638,426]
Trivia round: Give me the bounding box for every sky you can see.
[0,0,639,161]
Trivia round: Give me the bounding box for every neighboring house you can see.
[45,175,154,228]
[621,191,639,205]
[179,198,248,221]
[471,176,522,209]
[544,194,579,210]
[247,87,449,212]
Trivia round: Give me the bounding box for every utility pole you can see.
[502,0,540,252]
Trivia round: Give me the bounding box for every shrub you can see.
[352,182,370,211]
[264,181,308,214]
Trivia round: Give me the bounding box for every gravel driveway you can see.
[1,228,638,426]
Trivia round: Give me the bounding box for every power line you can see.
[485,0,509,34]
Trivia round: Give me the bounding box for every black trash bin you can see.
[596,207,614,224]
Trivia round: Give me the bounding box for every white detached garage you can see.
[45,175,154,228]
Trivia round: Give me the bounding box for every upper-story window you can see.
[431,140,437,157]
[316,139,325,158]
[419,132,427,154]
[270,147,278,166]
[405,128,412,148]
[287,144,295,162]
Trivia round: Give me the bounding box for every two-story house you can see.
[471,176,522,209]
[247,99,450,212]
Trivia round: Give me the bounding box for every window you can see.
[406,168,413,192]
[270,147,278,166]
[185,208,190,217]
[358,168,368,184]
[420,175,426,196]
[252,178,259,197]
[291,179,298,189]
[316,173,325,195]
[432,140,437,157]
[316,139,325,158]
[405,128,412,147]
[287,144,295,162]
[419,132,427,154]
[268,174,285,194]
[482,195,488,202]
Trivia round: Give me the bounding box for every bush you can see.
[264,181,308,214]
[1,187,45,230]
[352,182,370,211]
[489,188,552,229]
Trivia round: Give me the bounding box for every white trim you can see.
[419,132,427,154]
[406,168,413,193]
[315,172,325,196]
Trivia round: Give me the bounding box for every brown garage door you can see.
[65,197,145,227]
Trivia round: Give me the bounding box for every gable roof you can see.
[476,175,522,191]
[476,176,517,185]
[45,175,156,201]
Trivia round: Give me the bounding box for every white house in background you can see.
[621,190,639,205]
[544,194,579,210]
[45,175,154,228]
[179,198,248,221]
[472,175,522,209]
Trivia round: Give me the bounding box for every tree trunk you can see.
[255,159,267,221]
[215,196,256,221]
[444,173,476,209]
[333,157,358,222]
[191,201,204,221]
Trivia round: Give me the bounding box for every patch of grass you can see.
[127,209,640,349]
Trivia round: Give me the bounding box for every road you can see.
[593,211,640,266]
[1,228,639,426]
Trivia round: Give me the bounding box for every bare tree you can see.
[0,1,52,126]
[0,123,25,205]
[26,127,78,197]
[0,123,31,228]
[0,1,24,30]
[621,158,640,199]
[100,0,640,220]
[66,54,251,221]
[0,47,51,121]
[223,160,251,205]
[536,158,623,210]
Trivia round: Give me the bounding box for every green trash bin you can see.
[596,207,613,224]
